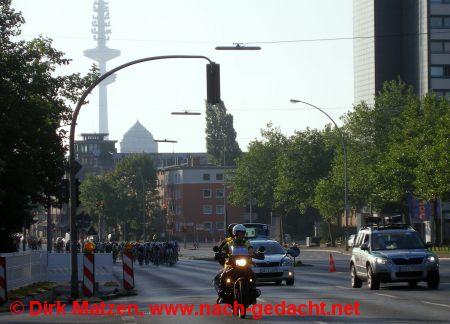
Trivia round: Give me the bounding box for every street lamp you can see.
[154,139,178,143]
[289,99,349,250]
[171,110,201,115]
[215,43,261,50]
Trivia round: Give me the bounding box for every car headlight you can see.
[375,257,390,265]
[282,258,293,266]
[236,258,247,267]
[427,255,436,263]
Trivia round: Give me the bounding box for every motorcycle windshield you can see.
[231,246,248,256]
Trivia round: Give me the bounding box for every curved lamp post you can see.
[289,99,349,250]
[69,55,218,298]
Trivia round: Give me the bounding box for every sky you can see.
[12,0,354,153]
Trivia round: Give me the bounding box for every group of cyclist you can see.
[129,240,180,266]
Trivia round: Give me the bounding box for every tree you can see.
[0,0,97,252]
[80,154,158,241]
[205,101,241,166]
[228,124,286,213]
[274,128,334,214]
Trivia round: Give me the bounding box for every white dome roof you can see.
[120,121,158,153]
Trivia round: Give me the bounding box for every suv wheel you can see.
[285,279,294,286]
[427,271,440,289]
[367,265,380,290]
[351,264,362,288]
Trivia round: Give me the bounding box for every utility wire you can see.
[19,30,450,45]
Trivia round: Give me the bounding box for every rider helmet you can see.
[232,224,247,236]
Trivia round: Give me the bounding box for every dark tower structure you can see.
[84,0,121,134]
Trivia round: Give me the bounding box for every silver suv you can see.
[350,224,439,290]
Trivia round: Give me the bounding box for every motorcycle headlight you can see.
[236,258,247,267]
[375,257,390,265]
[282,258,293,267]
[427,255,436,263]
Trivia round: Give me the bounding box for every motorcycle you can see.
[213,245,265,318]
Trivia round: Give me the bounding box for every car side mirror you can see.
[213,246,219,252]
[258,246,265,253]
[425,242,433,249]
[360,243,369,251]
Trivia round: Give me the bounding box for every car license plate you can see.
[399,266,418,272]
[259,267,278,273]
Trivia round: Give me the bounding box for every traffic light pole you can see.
[69,55,219,298]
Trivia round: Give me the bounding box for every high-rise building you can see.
[353,0,450,104]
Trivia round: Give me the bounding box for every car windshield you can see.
[251,242,285,255]
[371,232,425,250]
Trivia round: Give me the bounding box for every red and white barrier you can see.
[0,257,6,305]
[122,251,134,290]
[83,253,95,296]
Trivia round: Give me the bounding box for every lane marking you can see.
[421,301,450,308]
[315,321,328,324]
[374,293,398,298]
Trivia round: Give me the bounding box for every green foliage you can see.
[80,154,158,240]
[0,0,98,252]
[205,101,242,166]
[228,124,286,212]
[274,128,334,214]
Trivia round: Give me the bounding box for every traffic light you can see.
[75,179,81,207]
[206,63,221,104]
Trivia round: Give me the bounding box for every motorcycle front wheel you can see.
[233,280,248,318]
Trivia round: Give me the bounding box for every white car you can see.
[250,239,296,286]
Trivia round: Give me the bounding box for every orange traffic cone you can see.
[329,253,336,273]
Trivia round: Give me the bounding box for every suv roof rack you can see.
[360,215,413,231]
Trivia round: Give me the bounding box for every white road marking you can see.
[374,293,398,298]
[421,301,450,308]
[315,321,328,324]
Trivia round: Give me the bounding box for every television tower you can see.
[84,0,120,134]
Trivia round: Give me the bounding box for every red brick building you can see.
[157,163,246,243]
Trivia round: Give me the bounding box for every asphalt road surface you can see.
[1,250,449,323]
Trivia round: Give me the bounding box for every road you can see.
[0,250,449,323]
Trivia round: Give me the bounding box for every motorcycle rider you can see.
[213,223,237,289]
[216,224,261,303]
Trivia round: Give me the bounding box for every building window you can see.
[431,40,450,53]
[203,173,210,181]
[203,205,212,215]
[430,16,450,29]
[203,189,212,198]
[433,89,450,99]
[216,221,224,231]
[216,173,223,181]
[216,188,224,198]
[431,65,450,78]
[431,41,444,53]
[431,66,444,77]
[216,205,224,215]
